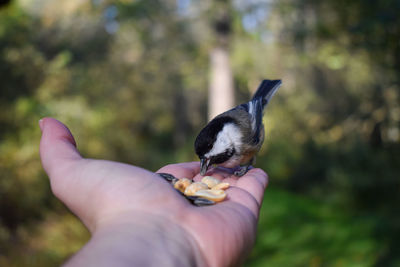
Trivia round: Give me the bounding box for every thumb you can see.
[39,117,82,183]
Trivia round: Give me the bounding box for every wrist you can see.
[64,212,207,267]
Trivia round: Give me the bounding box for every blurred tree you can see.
[208,0,235,120]
[0,0,11,8]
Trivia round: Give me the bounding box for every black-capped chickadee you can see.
[195,79,282,176]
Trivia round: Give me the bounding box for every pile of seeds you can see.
[158,173,229,206]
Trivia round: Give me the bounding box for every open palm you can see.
[39,118,268,267]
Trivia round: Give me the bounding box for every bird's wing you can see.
[236,102,263,145]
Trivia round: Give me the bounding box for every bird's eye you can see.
[207,143,212,149]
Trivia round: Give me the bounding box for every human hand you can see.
[39,118,268,267]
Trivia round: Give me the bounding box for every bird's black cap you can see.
[194,116,236,158]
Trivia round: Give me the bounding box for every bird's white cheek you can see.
[205,137,230,158]
[205,123,242,158]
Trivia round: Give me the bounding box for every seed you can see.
[184,182,208,196]
[193,197,215,206]
[158,173,178,184]
[186,196,199,202]
[174,178,192,193]
[212,182,230,190]
[184,196,215,206]
[201,176,220,188]
[194,189,227,202]
[160,174,228,206]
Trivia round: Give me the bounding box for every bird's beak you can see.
[200,158,211,176]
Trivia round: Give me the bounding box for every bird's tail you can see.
[251,79,282,108]
[247,79,282,143]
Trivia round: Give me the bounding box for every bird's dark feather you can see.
[249,79,281,144]
[251,79,282,107]
[209,147,235,165]
[194,116,236,157]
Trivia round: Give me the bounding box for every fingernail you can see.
[39,119,44,132]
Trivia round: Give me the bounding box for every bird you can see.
[194,79,282,176]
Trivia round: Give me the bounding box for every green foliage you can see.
[0,0,399,266]
[247,188,379,266]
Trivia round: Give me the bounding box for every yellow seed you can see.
[201,176,220,188]
[184,182,208,196]
[174,178,192,193]
[212,182,230,190]
[194,189,227,202]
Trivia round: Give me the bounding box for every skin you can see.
[39,117,269,267]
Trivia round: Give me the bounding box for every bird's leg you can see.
[234,165,250,177]
[234,158,255,177]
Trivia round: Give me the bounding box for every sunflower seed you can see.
[184,182,208,196]
[174,178,192,193]
[158,173,178,184]
[158,173,226,206]
[201,176,220,188]
[194,189,227,202]
[193,197,215,206]
[212,182,230,190]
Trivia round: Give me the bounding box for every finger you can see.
[222,187,261,218]
[235,168,268,205]
[206,168,268,218]
[156,162,200,179]
[39,117,83,183]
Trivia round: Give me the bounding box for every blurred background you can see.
[0,0,399,266]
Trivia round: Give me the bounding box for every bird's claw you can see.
[234,165,251,177]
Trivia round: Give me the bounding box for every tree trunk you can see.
[208,47,234,120]
[208,0,234,121]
